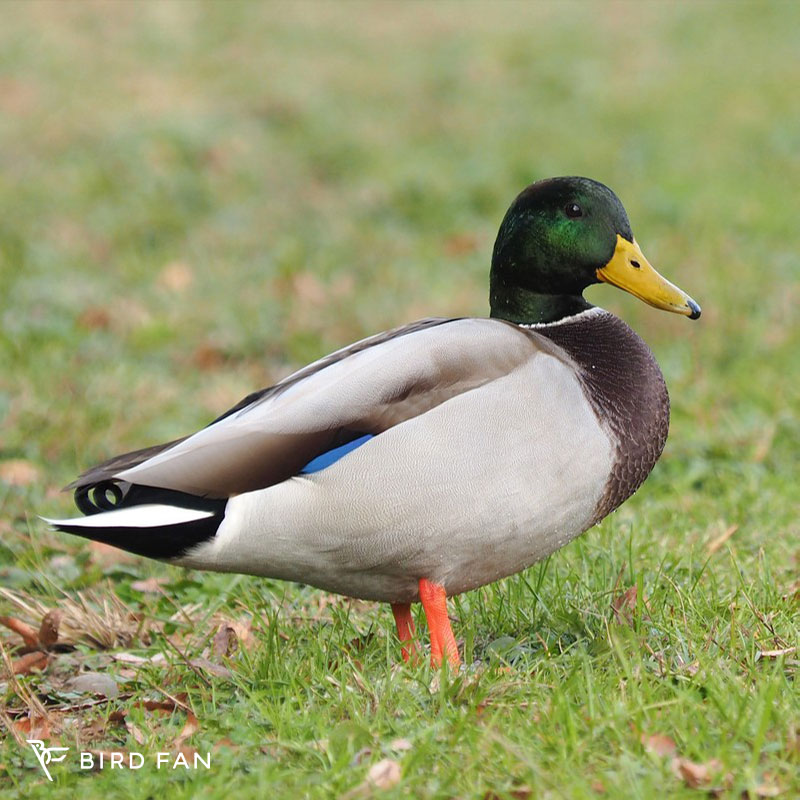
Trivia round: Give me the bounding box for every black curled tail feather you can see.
[73,479,225,517]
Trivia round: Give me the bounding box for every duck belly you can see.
[180,354,614,602]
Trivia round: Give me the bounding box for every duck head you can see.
[489,176,701,325]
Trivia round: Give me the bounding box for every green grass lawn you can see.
[1,2,798,797]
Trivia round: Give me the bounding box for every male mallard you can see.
[47,177,700,667]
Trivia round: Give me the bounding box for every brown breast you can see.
[535,309,670,524]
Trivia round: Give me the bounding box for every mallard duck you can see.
[47,177,700,667]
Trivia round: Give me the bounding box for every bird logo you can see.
[27,739,69,781]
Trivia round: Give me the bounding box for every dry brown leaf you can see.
[189,657,233,679]
[641,732,678,758]
[367,759,402,790]
[10,651,49,675]
[612,584,651,625]
[112,652,167,665]
[174,745,199,762]
[213,737,238,751]
[0,615,41,649]
[140,698,180,713]
[612,586,638,624]
[38,610,62,648]
[126,722,147,746]
[755,782,782,797]
[64,672,120,699]
[175,711,200,749]
[670,757,723,788]
[228,619,253,648]
[0,459,41,486]
[13,715,52,740]
[212,623,238,658]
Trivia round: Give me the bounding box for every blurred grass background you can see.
[0,2,798,798]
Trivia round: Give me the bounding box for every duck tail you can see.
[43,481,226,561]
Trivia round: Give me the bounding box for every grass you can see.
[1,1,798,797]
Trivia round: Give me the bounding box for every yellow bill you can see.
[597,235,701,319]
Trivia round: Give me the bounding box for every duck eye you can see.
[565,203,583,218]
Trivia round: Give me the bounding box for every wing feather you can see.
[88,318,545,497]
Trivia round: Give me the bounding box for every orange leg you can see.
[418,578,460,668]
[391,602,418,663]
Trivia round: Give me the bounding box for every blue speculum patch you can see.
[300,434,373,474]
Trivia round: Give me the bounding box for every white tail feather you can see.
[41,504,214,529]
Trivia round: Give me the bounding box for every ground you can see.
[0,2,798,798]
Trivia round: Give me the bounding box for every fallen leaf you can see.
[367,759,401,790]
[11,651,49,675]
[612,586,638,625]
[670,757,723,788]
[189,657,233,679]
[126,722,147,746]
[175,745,199,762]
[755,782,782,797]
[64,672,120,699]
[212,623,238,658]
[175,711,200,748]
[641,732,678,758]
[213,737,238,751]
[611,584,650,625]
[38,610,62,648]
[13,715,51,740]
[0,615,41,648]
[111,652,167,665]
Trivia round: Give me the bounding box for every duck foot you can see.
[418,578,461,668]
[390,602,418,663]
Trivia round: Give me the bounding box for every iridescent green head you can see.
[490,177,700,324]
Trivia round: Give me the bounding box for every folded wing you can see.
[75,317,548,500]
